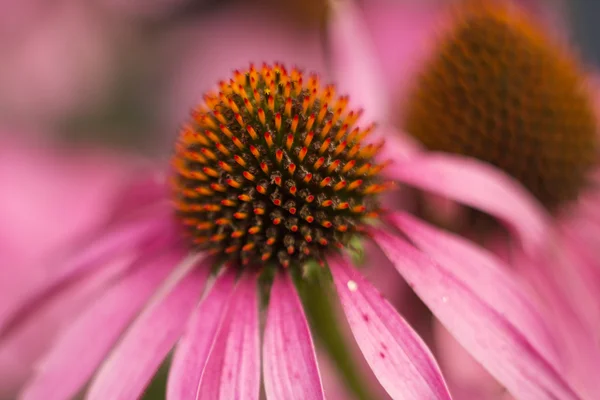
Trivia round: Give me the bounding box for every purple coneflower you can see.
[349,0,600,397]
[0,4,583,400]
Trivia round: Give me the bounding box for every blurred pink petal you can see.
[167,269,237,400]
[433,321,509,400]
[0,257,125,399]
[164,2,326,133]
[0,140,138,397]
[86,266,208,400]
[360,0,443,104]
[263,273,325,400]
[327,0,388,124]
[389,212,560,362]
[196,272,260,400]
[510,243,600,399]
[21,250,186,400]
[317,351,359,400]
[383,152,551,255]
[372,223,580,399]
[328,255,452,400]
[0,214,173,335]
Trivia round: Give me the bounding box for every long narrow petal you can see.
[328,256,452,400]
[0,256,122,399]
[389,212,560,362]
[372,225,580,400]
[559,222,600,329]
[382,153,550,255]
[327,0,388,124]
[0,216,170,337]
[263,273,325,400]
[167,270,237,400]
[86,264,209,400]
[196,272,260,400]
[20,250,188,400]
[510,238,600,399]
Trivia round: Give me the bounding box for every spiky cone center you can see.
[172,63,389,270]
[403,0,598,210]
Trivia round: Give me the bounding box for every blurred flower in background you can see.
[351,0,600,398]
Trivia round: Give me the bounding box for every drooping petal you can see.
[0,215,171,337]
[375,126,421,162]
[327,0,388,124]
[389,212,560,362]
[433,320,507,400]
[167,269,237,400]
[20,250,188,400]
[510,240,600,400]
[559,221,600,328]
[372,224,580,400]
[85,264,209,400]
[0,256,124,399]
[382,153,551,255]
[263,273,325,400]
[328,256,452,400]
[196,272,260,400]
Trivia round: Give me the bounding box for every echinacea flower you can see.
[0,4,586,400]
[343,0,600,397]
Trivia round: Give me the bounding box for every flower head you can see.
[403,0,598,210]
[173,63,387,268]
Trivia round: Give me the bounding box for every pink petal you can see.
[0,257,124,399]
[0,139,134,262]
[328,256,451,400]
[167,269,237,400]
[375,126,422,162]
[433,321,507,400]
[196,272,260,400]
[371,225,580,400]
[382,153,551,255]
[86,265,209,400]
[108,170,171,224]
[165,3,325,131]
[509,240,600,399]
[388,212,560,363]
[558,222,600,328]
[263,273,325,400]
[327,0,388,124]
[20,250,187,400]
[0,215,171,337]
[360,1,441,102]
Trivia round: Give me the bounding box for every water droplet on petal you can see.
[441,296,448,303]
[347,280,358,291]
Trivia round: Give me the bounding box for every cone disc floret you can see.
[404,1,598,209]
[172,63,388,269]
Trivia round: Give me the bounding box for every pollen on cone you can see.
[171,63,390,268]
